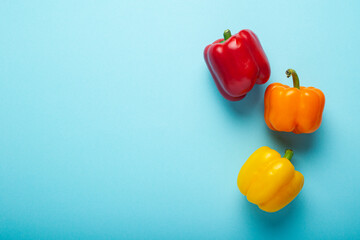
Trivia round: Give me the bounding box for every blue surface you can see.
[1,0,360,239]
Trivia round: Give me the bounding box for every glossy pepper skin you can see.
[204,29,270,101]
[237,147,304,213]
[264,69,325,134]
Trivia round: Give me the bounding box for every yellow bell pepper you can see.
[237,146,304,212]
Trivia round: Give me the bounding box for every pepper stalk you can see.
[220,29,232,43]
[286,69,300,89]
[283,149,294,161]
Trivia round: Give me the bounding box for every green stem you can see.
[283,149,294,161]
[220,29,232,43]
[285,69,300,89]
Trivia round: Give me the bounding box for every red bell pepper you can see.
[204,29,271,101]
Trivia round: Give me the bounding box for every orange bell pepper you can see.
[264,69,325,134]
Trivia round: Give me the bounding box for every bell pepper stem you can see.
[223,29,232,41]
[220,29,232,43]
[283,149,294,161]
[285,69,300,89]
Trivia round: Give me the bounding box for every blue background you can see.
[1,0,360,239]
